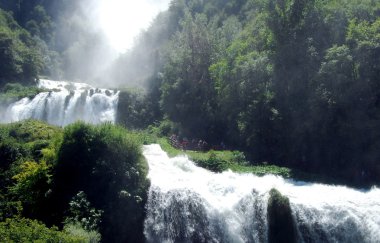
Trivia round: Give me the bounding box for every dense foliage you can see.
[0,120,149,242]
[0,217,90,242]
[0,9,43,87]
[113,0,380,186]
[116,90,159,130]
[51,122,149,242]
[0,0,114,85]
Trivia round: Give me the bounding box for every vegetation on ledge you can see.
[157,137,292,177]
[0,83,46,105]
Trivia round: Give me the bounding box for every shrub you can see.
[194,151,229,173]
[65,191,103,232]
[232,151,248,165]
[64,223,101,243]
[0,121,61,223]
[10,160,51,220]
[50,122,150,242]
[0,217,85,242]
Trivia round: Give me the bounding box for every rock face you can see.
[267,188,297,243]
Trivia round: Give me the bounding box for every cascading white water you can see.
[143,144,380,243]
[1,79,118,126]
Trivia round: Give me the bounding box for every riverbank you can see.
[156,137,377,189]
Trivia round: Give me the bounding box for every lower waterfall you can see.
[142,144,380,243]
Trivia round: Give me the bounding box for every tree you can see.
[161,12,218,139]
[0,10,43,87]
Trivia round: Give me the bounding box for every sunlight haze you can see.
[96,0,171,53]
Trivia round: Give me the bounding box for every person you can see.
[182,137,189,150]
[202,140,208,151]
[198,140,203,150]
[170,134,177,146]
[191,139,197,150]
[220,141,226,150]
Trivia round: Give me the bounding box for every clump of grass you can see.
[156,137,185,157]
[230,164,292,177]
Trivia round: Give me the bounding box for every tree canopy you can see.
[116,0,380,185]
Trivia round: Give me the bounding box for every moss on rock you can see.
[267,188,296,243]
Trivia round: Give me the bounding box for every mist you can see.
[56,0,171,88]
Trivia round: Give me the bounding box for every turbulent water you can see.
[1,79,118,126]
[143,144,380,243]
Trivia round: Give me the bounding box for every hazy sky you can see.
[95,0,171,53]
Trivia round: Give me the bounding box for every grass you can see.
[229,164,292,177]
[156,137,292,177]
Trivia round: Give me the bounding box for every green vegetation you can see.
[1,0,378,186]
[111,0,380,187]
[157,137,291,177]
[116,90,158,130]
[0,0,114,84]
[0,120,149,242]
[0,9,44,87]
[156,137,183,157]
[0,217,88,242]
[51,122,149,242]
[0,0,379,239]
[267,188,296,243]
[0,83,45,104]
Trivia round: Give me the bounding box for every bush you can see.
[194,151,229,173]
[0,199,22,222]
[0,121,61,222]
[0,121,150,242]
[50,122,150,242]
[11,161,50,203]
[0,138,25,170]
[0,217,85,242]
[65,191,103,232]
[64,223,101,243]
[232,151,248,165]
[157,119,177,136]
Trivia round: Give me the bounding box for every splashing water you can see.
[142,144,380,243]
[1,79,119,126]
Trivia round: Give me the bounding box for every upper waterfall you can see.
[1,79,119,126]
[143,144,380,243]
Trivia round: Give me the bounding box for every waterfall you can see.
[1,79,118,126]
[142,144,380,243]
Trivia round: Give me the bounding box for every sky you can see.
[95,0,171,53]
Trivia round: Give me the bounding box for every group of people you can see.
[169,134,209,151]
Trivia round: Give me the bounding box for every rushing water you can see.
[1,79,118,126]
[143,144,380,243]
